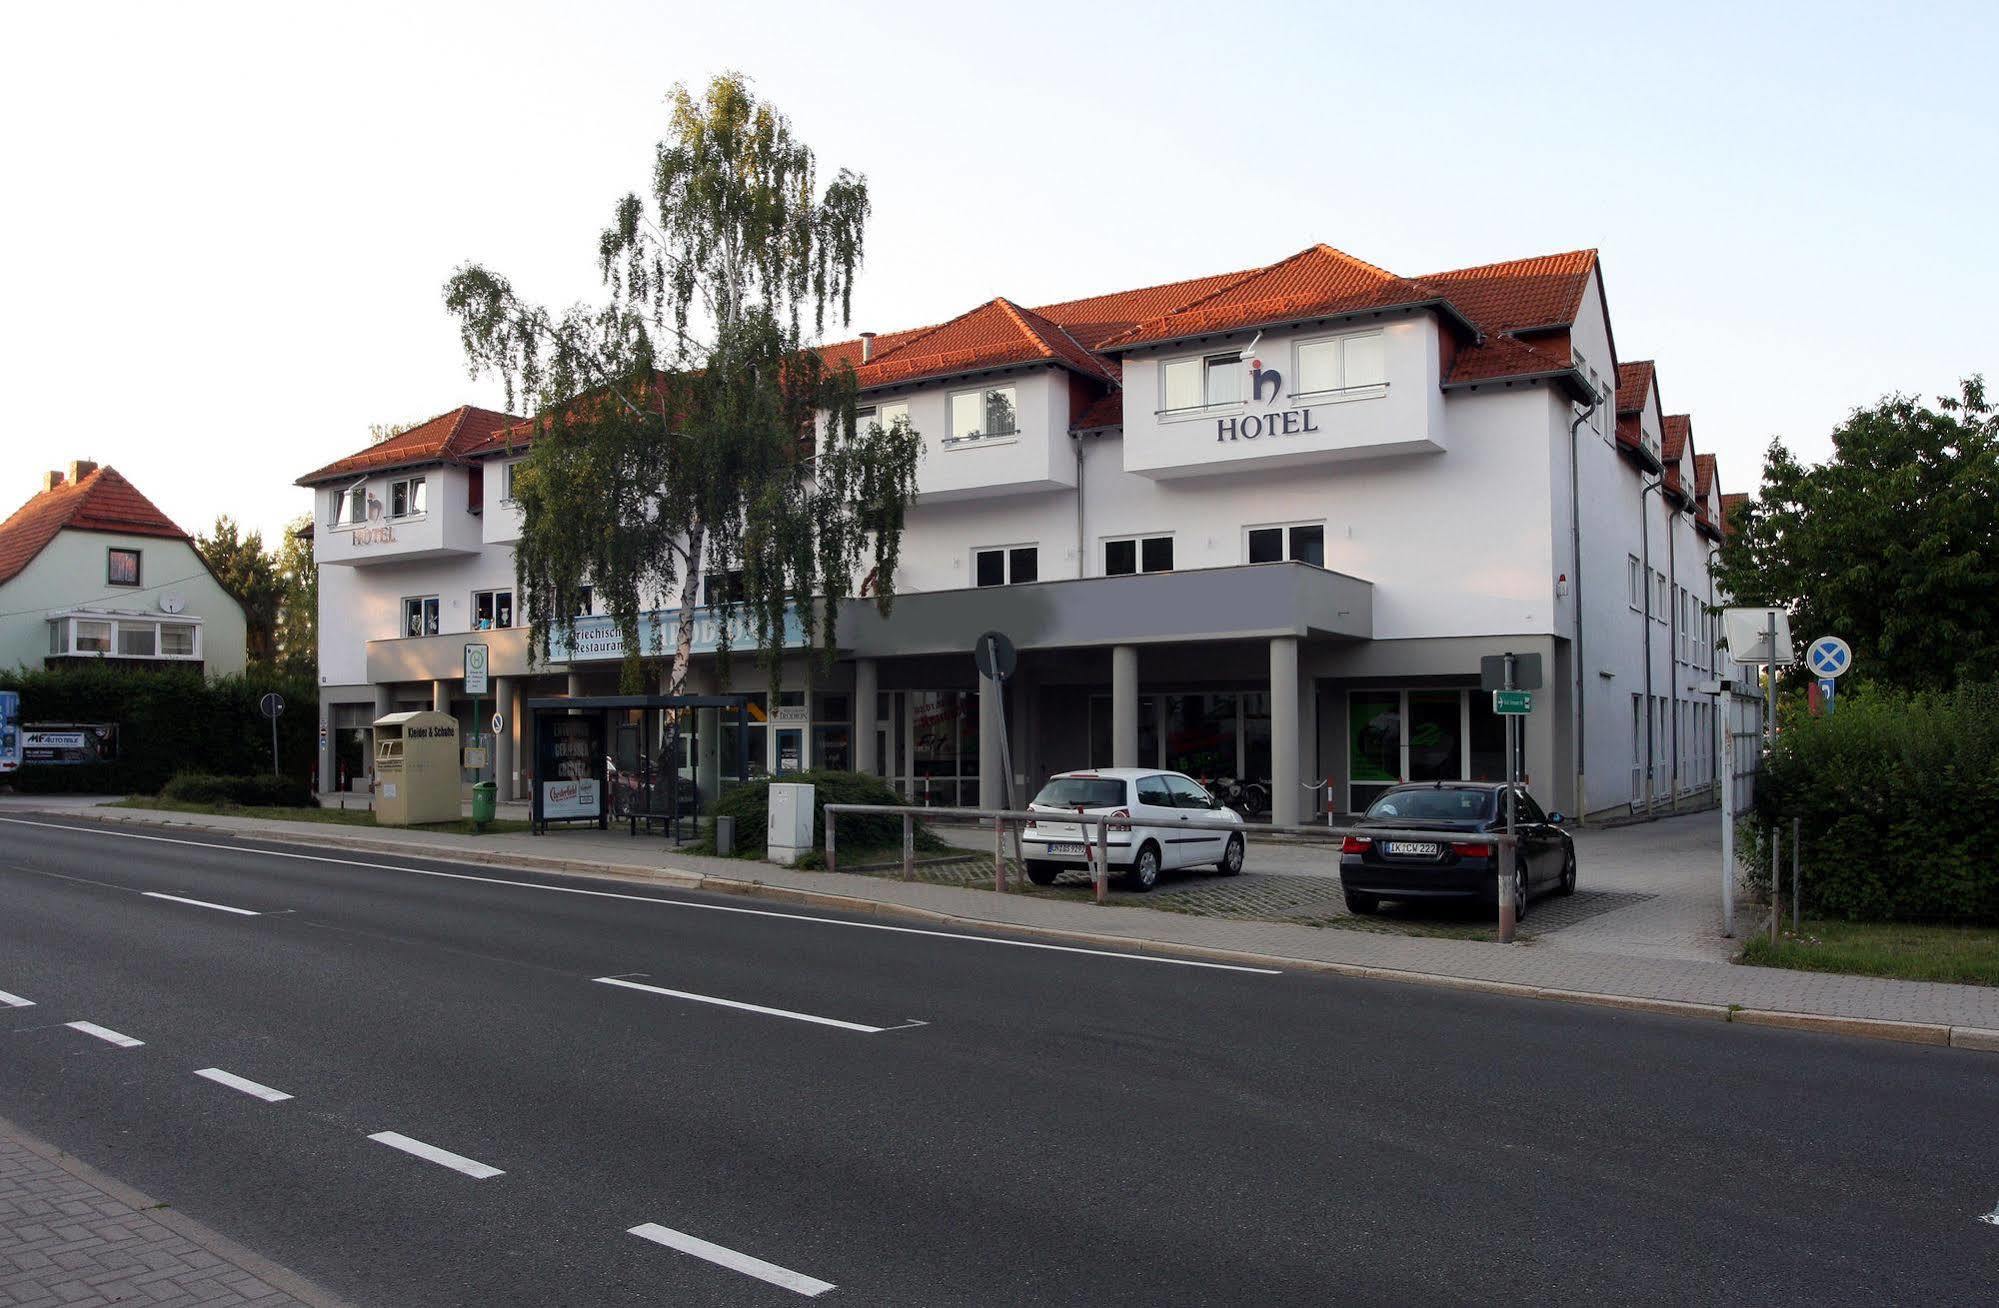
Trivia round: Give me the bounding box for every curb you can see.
[1,1112,355,1308]
[22,807,1999,1056]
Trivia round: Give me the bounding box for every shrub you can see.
[705,770,941,858]
[0,664,316,795]
[1747,682,1999,922]
[160,772,315,808]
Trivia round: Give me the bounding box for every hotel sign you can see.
[1216,357,1320,443]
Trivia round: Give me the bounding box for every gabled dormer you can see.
[1613,360,1666,472]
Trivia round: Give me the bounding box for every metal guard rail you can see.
[821,802,1521,908]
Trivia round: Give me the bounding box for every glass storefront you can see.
[909,690,980,806]
[1347,688,1511,810]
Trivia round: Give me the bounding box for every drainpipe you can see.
[1568,395,1597,825]
[1667,493,1681,813]
[1640,475,1665,814]
[1071,431,1086,577]
[1706,545,1722,801]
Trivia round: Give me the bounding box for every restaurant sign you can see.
[546,603,810,664]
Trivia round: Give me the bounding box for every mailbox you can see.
[372,710,460,826]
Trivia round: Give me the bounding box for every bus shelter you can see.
[526,694,751,838]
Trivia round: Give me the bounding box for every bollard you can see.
[902,812,913,882]
[825,810,836,875]
[993,815,1006,894]
[1791,816,1801,933]
[1496,841,1517,944]
[1094,815,1109,905]
[1770,824,1781,946]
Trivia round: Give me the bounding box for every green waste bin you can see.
[471,781,497,825]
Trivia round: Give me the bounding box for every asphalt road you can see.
[1,814,1994,1306]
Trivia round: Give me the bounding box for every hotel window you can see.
[854,401,909,435]
[703,570,745,606]
[473,588,514,630]
[572,585,593,616]
[1295,330,1386,396]
[401,595,440,638]
[973,546,1038,587]
[947,386,1017,444]
[502,461,520,503]
[1247,523,1325,567]
[1105,534,1173,576]
[1162,354,1242,414]
[1628,555,1642,610]
[333,484,366,525]
[390,476,427,518]
[107,548,141,587]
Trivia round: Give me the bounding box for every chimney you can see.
[68,459,98,484]
[860,331,876,363]
[41,470,65,492]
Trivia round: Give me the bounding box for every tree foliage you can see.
[1716,377,1999,693]
[272,512,316,674]
[196,515,279,664]
[442,73,921,700]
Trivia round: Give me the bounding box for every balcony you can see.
[318,466,484,567]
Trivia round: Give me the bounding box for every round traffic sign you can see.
[1806,636,1852,679]
[259,692,285,719]
[973,630,1017,682]
[491,712,505,734]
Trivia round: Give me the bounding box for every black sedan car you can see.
[1338,782,1576,919]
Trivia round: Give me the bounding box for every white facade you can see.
[303,245,1742,823]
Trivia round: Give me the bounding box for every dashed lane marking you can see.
[0,990,32,1008]
[194,1067,293,1102]
[593,976,901,1034]
[629,1222,836,1298]
[366,1131,504,1179]
[142,891,261,916]
[67,1021,143,1048]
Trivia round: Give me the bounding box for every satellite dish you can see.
[160,593,186,614]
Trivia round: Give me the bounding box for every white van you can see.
[1021,768,1247,891]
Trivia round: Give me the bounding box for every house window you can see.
[106,548,141,587]
[973,546,1038,587]
[160,623,196,657]
[401,596,440,638]
[854,401,909,435]
[1161,354,1244,414]
[947,386,1017,444]
[1105,535,1173,576]
[703,570,745,607]
[1655,572,1669,622]
[390,476,427,519]
[117,624,156,657]
[332,485,367,525]
[502,462,520,503]
[473,589,514,630]
[73,620,112,653]
[1628,555,1642,610]
[1247,523,1325,567]
[1295,330,1387,396]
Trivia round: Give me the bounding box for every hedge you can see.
[0,664,317,796]
[160,772,316,808]
[1747,682,1999,922]
[705,770,942,858]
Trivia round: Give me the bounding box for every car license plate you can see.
[1049,842,1084,856]
[1386,841,1440,856]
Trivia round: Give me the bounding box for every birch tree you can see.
[443,72,921,714]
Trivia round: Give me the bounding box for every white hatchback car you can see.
[1021,768,1247,891]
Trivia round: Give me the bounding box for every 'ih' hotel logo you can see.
[1217,356,1321,444]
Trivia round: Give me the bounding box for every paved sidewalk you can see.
[12,802,1999,1040]
[0,1118,339,1307]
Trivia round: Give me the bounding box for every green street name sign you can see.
[1492,690,1533,715]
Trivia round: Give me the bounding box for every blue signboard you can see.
[545,602,810,664]
[1818,678,1838,715]
[0,691,19,774]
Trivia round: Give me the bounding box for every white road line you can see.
[141,891,260,916]
[1979,1197,1999,1226]
[593,976,891,1033]
[366,1131,504,1179]
[194,1068,293,1102]
[628,1223,836,1298]
[0,989,33,1008]
[67,1021,142,1048]
[0,818,1281,974]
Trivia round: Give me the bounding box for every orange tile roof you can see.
[1616,360,1655,416]
[849,297,1113,389]
[1721,492,1749,538]
[0,466,190,586]
[296,406,522,486]
[1693,452,1717,500]
[1071,390,1124,432]
[1420,251,1596,335]
[1662,414,1693,497]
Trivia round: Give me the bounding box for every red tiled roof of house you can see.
[1096,245,1449,352]
[847,297,1114,389]
[1693,452,1717,500]
[1071,390,1124,432]
[296,406,522,486]
[1616,360,1655,416]
[1662,414,1693,497]
[1419,251,1596,335]
[0,466,189,586]
[1030,269,1255,351]
[1720,492,1750,538]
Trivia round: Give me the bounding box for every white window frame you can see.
[1292,328,1388,401]
[400,594,440,638]
[1244,520,1327,567]
[472,588,514,630]
[1102,533,1174,577]
[501,461,520,504]
[1159,352,1250,420]
[944,385,1019,448]
[972,544,1039,588]
[854,401,910,435]
[389,475,427,520]
[332,483,367,527]
[1628,555,1642,611]
[46,611,203,662]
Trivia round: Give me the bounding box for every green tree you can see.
[196,515,279,665]
[272,512,316,674]
[1717,377,1999,692]
[443,72,921,709]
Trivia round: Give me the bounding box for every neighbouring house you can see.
[0,461,249,678]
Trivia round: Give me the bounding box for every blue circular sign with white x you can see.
[1807,636,1852,679]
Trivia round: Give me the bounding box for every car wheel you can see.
[1510,870,1529,923]
[1025,861,1060,886]
[1344,887,1380,915]
[1558,847,1577,896]
[1125,842,1161,892]
[1217,833,1245,876]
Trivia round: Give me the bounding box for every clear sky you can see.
[3,0,1992,544]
